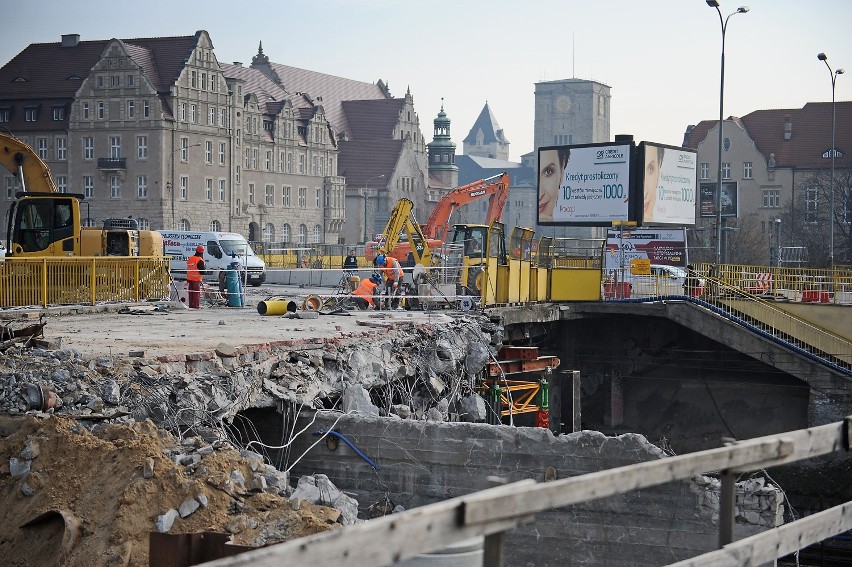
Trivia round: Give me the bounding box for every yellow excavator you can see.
[0,131,162,257]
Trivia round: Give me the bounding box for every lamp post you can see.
[817,52,845,268]
[707,1,749,267]
[362,174,385,243]
[775,218,782,267]
[168,142,201,229]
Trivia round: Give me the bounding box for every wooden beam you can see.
[665,501,852,566]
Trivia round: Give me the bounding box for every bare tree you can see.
[781,168,852,267]
[724,215,768,266]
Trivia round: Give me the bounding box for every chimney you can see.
[784,115,792,141]
[61,34,80,48]
[232,62,243,67]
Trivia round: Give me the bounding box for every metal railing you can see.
[697,263,852,305]
[0,257,170,307]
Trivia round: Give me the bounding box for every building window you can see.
[111,175,121,198]
[699,163,710,180]
[83,217,97,227]
[56,176,67,193]
[5,177,16,199]
[179,219,190,231]
[299,155,305,174]
[190,104,197,123]
[190,71,197,88]
[127,75,134,87]
[205,141,213,164]
[220,108,227,127]
[286,153,292,173]
[137,175,147,198]
[806,187,818,223]
[235,198,241,215]
[722,162,731,180]
[210,220,221,232]
[252,149,258,170]
[313,224,321,244]
[315,187,321,208]
[25,108,37,122]
[266,151,271,171]
[97,101,105,119]
[248,183,255,205]
[265,184,274,206]
[180,176,188,200]
[111,75,120,88]
[298,224,307,245]
[97,76,104,88]
[83,137,94,160]
[205,178,213,201]
[218,142,226,165]
[56,137,67,161]
[235,166,240,183]
[52,107,65,121]
[143,100,150,118]
[209,107,216,126]
[82,102,89,119]
[263,223,275,242]
[311,156,317,175]
[137,136,147,159]
[36,138,48,159]
[180,103,187,121]
[109,137,121,158]
[244,148,250,169]
[201,73,207,91]
[219,179,225,202]
[281,224,290,243]
[298,187,307,208]
[127,100,134,118]
[84,176,93,198]
[762,189,780,208]
[180,138,188,161]
[135,218,149,230]
[283,186,291,207]
[743,162,753,179]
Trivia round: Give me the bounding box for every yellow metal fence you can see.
[0,257,171,307]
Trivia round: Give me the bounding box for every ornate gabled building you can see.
[0,32,430,247]
[684,101,852,266]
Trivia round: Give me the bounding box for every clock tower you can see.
[534,79,610,151]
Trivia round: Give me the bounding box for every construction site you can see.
[1,130,852,566]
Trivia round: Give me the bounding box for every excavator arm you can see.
[374,198,433,266]
[422,172,510,242]
[0,131,58,193]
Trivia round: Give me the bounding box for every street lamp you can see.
[817,52,845,267]
[707,0,749,267]
[362,174,385,243]
[169,142,201,229]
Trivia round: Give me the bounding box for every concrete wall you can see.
[250,410,780,567]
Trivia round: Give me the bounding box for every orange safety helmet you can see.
[195,245,205,254]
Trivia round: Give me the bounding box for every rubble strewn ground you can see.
[0,297,502,567]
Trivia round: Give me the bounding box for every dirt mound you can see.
[0,415,336,567]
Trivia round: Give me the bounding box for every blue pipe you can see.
[314,429,381,471]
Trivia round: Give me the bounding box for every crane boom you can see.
[0,131,58,193]
[422,172,510,242]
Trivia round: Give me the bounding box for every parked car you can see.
[631,265,704,297]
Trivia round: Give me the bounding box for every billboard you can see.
[640,143,697,226]
[604,228,688,276]
[699,181,738,218]
[537,142,633,225]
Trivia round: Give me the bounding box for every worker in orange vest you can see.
[186,245,206,309]
[352,273,381,310]
[377,254,404,309]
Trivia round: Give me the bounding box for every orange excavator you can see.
[367,172,510,266]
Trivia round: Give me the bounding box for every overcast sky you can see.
[3,0,850,162]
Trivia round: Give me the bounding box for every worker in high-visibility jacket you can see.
[377,254,405,309]
[352,273,381,310]
[186,245,206,309]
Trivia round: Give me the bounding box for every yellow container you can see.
[257,298,297,316]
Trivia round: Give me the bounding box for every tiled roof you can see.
[258,61,388,136]
[462,102,509,145]
[342,99,405,139]
[456,154,535,187]
[684,101,852,169]
[337,138,403,187]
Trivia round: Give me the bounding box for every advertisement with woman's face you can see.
[640,143,697,226]
[537,143,631,224]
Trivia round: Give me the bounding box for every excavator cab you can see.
[7,193,81,256]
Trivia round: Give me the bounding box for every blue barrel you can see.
[225,266,243,307]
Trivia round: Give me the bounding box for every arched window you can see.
[297,224,307,245]
[281,223,291,244]
[178,219,190,231]
[263,223,275,242]
[136,218,150,230]
[312,224,322,244]
[210,220,221,232]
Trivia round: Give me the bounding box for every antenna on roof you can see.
[572,32,575,78]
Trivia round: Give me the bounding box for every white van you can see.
[158,231,266,287]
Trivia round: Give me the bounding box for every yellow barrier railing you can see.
[0,257,171,307]
[695,263,852,305]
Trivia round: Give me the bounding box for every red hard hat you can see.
[196,245,204,254]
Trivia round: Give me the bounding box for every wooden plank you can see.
[729,420,847,472]
[463,437,795,526]
[199,479,535,567]
[665,501,852,567]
